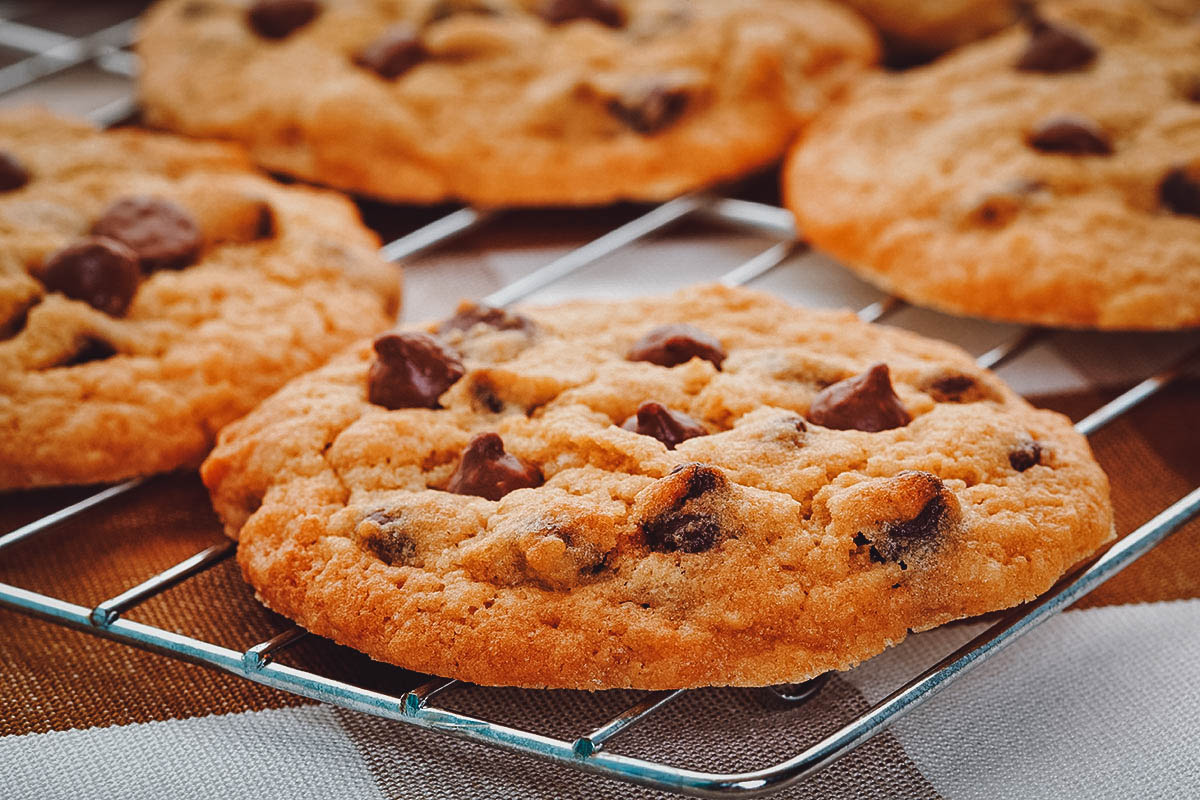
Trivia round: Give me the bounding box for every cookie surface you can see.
[0,109,400,489]
[137,0,877,206]
[786,0,1200,330]
[840,0,1017,61]
[203,284,1112,690]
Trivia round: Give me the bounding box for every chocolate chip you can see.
[40,236,141,317]
[247,0,320,39]
[254,202,276,239]
[607,85,689,135]
[928,374,976,402]
[871,488,951,563]
[368,331,465,409]
[1015,18,1097,73]
[1186,77,1200,104]
[622,401,706,449]
[446,433,543,501]
[1008,439,1042,471]
[91,196,202,272]
[1028,114,1112,155]
[807,363,912,432]
[539,0,624,28]
[359,510,417,566]
[0,151,30,193]
[853,532,870,546]
[60,336,117,367]
[354,26,425,80]
[1160,166,1200,218]
[643,512,719,554]
[437,302,535,336]
[627,324,725,369]
[666,462,725,505]
[966,178,1045,227]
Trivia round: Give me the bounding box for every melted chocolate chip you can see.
[1160,166,1200,218]
[354,26,425,79]
[871,493,950,563]
[61,336,117,367]
[1028,114,1111,155]
[928,373,976,402]
[446,433,543,500]
[608,85,689,135]
[966,178,1045,227]
[622,401,706,449]
[437,302,535,336]
[667,461,724,505]
[539,0,623,28]
[853,532,870,547]
[1008,439,1042,471]
[359,510,417,565]
[807,363,912,432]
[247,0,320,39]
[1016,18,1097,73]
[0,150,30,193]
[40,236,141,317]
[368,331,465,409]
[643,512,720,554]
[627,324,725,369]
[91,196,202,272]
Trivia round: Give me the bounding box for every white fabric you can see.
[0,705,383,800]
[844,598,1200,799]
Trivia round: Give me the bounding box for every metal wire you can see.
[0,13,1197,798]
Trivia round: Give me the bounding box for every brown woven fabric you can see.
[1,381,1197,738]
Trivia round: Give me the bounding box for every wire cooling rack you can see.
[1,7,1199,797]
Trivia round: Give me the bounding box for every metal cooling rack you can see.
[1,10,1199,798]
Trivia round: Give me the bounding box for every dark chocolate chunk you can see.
[247,0,320,39]
[446,433,543,500]
[368,331,465,409]
[627,324,725,369]
[40,236,141,317]
[607,85,689,135]
[1016,18,1097,73]
[871,489,951,562]
[539,0,623,28]
[643,512,720,554]
[807,363,912,432]
[622,401,706,449]
[928,373,976,402]
[0,150,30,193]
[91,196,202,272]
[1008,439,1042,472]
[437,302,535,335]
[853,532,871,547]
[354,26,426,79]
[1160,166,1200,218]
[1027,114,1112,155]
[61,336,117,367]
[359,510,417,565]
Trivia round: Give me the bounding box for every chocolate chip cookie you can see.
[202,284,1113,689]
[137,0,877,206]
[785,0,1200,330]
[0,109,400,489]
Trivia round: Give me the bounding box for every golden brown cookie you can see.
[840,0,1018,62]
[137,0,878,206]
[0,109,400,489]
[785,0,1200,330]
[203,285,1113,690]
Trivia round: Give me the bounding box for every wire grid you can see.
[1,9,1199,798]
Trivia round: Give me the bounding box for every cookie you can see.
[840,0,1018,62]
[136,0,878,206]
[0,109,401,489]
[785,0,1200,330]
[202,284,1113,690]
